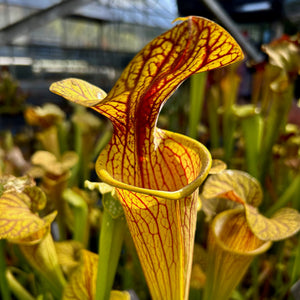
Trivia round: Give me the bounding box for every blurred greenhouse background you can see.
[0,0,178,102]
[1,1,300,300]
[0,0,299,104]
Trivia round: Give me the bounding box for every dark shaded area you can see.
[177,0,284,23]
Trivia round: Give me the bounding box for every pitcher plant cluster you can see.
[0,16,300,300]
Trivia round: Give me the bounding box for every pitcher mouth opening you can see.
[96,134,212,200]
[212,208,272,256]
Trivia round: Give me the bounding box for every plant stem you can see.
[207,86,220,149]
[92,127,113,161]
[6,270,34,300]
[57,122,68,155]
[95,209,125,300]
[266,174,300,217]
[189,288,202,300]
[188,72,207,139]
[291,235,300,285]
[222,67,240,166]
[20,233,66,299]
[259,87,293,184]
[56,195,67,241]
[69,120,82,187]
[63,188,89,247]
[241,114,263,179]
[259,66,273,115]
[0,240,11,300]
[250,257,259,300]
[275,242,285,289]
[223,112,237,166]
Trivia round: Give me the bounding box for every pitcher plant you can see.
[50,16,244,299]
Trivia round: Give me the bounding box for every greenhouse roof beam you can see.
[0,0,94,46]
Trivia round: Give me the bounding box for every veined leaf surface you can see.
[51,16,244,192]
[202,170,300,241]
[51,78,107,107]
[63,250,97,300]
[31,150,78,176]
[96,16,243,191]
[63,250,130,300]
[0,192,56,242]
[245,206,300,241]
[51,16,244,300]
[202,170,263,207]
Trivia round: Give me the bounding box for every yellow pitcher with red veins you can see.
[50,16,244,300]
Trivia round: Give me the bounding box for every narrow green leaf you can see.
[189,72,207,139]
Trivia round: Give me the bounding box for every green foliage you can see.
[0,25,299,300]
[0,69,27,114]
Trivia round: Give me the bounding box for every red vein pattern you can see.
[115,129,203,299]
[50,16,244,300]
[95,17,243,190]
[0,192,54,241]
[63,250,97,300]
[202,170,300,243]
[93,18,243,298]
